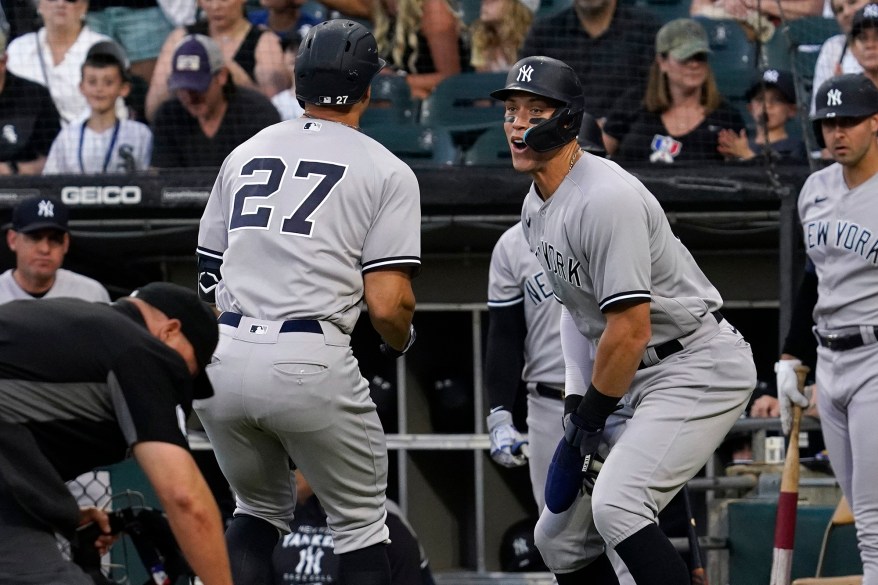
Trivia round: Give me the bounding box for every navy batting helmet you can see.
[490,56,585,152]
[811,74,878,148]
[295,20,386,106]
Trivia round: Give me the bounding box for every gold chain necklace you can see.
[301,112,361,132]
[569,148,582,171]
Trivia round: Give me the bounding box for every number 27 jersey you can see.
[197,118,422,333]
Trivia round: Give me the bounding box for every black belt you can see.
[814,326,878,351]
[218,312,322,334]
[638,311,723,370]
[535,383,564,400]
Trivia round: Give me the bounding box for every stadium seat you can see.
[462,126,512,166]
[419,72,507,147]
[458,0,482,24]
[766,17,842,94]
[363,125,459,165]
[792,496,862,585]
[536,0,573,18]
[694,17,759,102]
[631,0,691,25]
[361,75,417,128]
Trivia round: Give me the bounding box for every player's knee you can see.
[533,514,567,571]
[591,486,627,543]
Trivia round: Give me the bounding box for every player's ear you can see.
[61,232,71,254]
[6,230,17,252]
[119,80,131,99]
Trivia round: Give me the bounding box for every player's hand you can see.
[486,409,528,468]
[545,412,603,513]
[775,359,809,435]
[749,395,780,418]
[380,324,416,359]
[78,507,116,555]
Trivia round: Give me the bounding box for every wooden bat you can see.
[769,364,810,585]
[682,484,707,585]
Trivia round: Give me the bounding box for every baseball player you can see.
[491,56,757,585]
[195,20,420,585]
[776,73,878,585]
[0,196,109,303]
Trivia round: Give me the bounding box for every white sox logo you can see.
[827,89,842,107]
[37,200,55,218]
[517,64,534,83]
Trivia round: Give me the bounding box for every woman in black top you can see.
[602,18,745,164]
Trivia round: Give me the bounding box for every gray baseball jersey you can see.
[194,117,421,555]
[526,152,755,553]
[488,222,564,386]
[0,269,109,304]
[798,161,878,583]
[197,118,420,333]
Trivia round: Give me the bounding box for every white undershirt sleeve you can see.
[560,305,596,397]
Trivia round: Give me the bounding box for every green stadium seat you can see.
[628,0,690,25]
[419,72,508,147]
[457,0,482,24]
[363,125,459,165]
[462,126,512,166]
[361,75,417,128]
[694,17,759,101]
[536,0,572,18]
[767,17,842,95]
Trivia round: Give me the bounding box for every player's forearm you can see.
[485,305,527,410]
[364,268,416,350]
[591,302,651,397]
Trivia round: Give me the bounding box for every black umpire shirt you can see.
[0,298,194,534]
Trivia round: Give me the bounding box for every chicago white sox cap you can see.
[11,196,69,234]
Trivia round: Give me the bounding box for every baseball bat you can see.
[682,485,707,585]
[768,364,810,585]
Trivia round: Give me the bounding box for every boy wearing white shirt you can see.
[43,41,151,174]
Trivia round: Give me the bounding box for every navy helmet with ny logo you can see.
[811,73,878,147]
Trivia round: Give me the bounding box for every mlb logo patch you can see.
[303,121,322,131]
[319,96,332,104]
[250,325,267,334]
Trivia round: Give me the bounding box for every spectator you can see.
[519,0,660,122]
[0,282,233,585]
[811,0,869,114]
[5,0,114,125]
[43,41,152,174]
[271,32,303,120]
[0,196,109,302]
[2,0,40,40]
[602,18,745,163]
[470,0,537,72]
[85,0,176,83]
[372,0,471,99]
[146,0,289,121]
[0,28,61,176]
[246,0,320,49]
[150,34,281,169]
[849,3,878,88]
[690,0,823,43]
[717,68,807,161]
[272,470,435,585]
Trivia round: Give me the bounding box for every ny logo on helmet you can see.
[37,200,55,218]
[517,65,534,83]
[827,89,842,107]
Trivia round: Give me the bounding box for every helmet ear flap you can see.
[523,108,583,152]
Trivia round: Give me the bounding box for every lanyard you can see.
[79,120,121,174]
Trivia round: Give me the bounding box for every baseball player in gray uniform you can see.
[777,73,878,585]
[491,56,757,585]
[194,20,420,585]
[0,196,109,303]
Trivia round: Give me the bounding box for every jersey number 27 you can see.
[229,157,346,237]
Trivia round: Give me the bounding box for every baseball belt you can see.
[532,383,564,401]
[638,310,724,370]
[217,312,322,334]
[813,325,878,351]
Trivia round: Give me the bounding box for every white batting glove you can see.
[486,409,528,468]
[775,359,809,435]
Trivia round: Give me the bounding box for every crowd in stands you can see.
[0,0,874,174]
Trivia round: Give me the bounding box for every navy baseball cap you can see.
[851,3,878,38]
[745,69,797,103]
[11,196,69,233]
[168,34,224,93]
[130,282,219,399]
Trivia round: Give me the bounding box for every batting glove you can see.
[775,359,809,435]
[380,324,416,359]
[486,409,528,468]
[545,412,603,514]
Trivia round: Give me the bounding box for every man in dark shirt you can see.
[519,0,660,122]
[0,28,61,175]
[151,34,281,169]
[0,282,233,585]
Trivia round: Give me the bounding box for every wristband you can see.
[574,384,619,432]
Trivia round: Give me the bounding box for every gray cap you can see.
[656,18,711,61]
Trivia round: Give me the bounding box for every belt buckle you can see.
[821,332,841,349]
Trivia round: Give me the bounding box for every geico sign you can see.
[61,186,142,205]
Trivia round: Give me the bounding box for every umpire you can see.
[0,282,233,585]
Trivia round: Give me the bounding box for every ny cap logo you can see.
[827,88,842,107]
[517,64,534,83]
[865,4,878,17]
[763,69,779,83]
[37,200,55,218]
[175,54,202,71]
